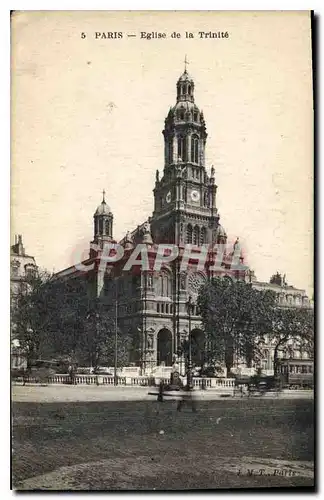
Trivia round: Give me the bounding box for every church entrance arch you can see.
[157,328,173,366]
[190,329,205,367]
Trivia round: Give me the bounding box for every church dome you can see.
[173,100,198,113]
[94,190,112,216]
[177,70,194,83]
[167,100,201,124]
[94,201,112,216]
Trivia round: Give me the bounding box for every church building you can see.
[54,66,311,376]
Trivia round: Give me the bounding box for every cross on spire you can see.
[184,54,189,72]
[102,189,106,203]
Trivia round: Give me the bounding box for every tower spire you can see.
[184,54,189,73]
[102,189,106,203]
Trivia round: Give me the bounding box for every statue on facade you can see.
[142,221,153,245]
[142,221,150,234]
[124,230,134,249]
[147,335,154,349]
[180,272,186,289]
[147,273,153,288]
[176,163,183,178]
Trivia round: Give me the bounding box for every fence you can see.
[13,373,235,391]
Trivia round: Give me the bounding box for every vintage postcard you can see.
[11,11,314,491]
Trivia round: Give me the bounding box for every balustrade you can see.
[13,373,236,390]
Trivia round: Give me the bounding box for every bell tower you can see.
[150,60,223,247]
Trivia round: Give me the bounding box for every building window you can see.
[165,304,169,314]
[188,85,191,95]
[191,135,199,164]
[193,226,200,245]
[178,136,187,161]
[25,265,36,280]
[193,111,198,121]
[161,273,170,297]
[168,141,173,164]
[187,224,193,244]
[156,273,170,297]
[11,260,20,277]
[200,227,207,245]
[157,303,160,313]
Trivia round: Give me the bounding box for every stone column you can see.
[187,133,192,163]
[173,135,178,163]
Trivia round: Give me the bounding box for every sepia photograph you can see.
[10,10,314,491]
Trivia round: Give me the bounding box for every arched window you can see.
[193,226,200,245]
[200,227,207,245]
[187,224,193,244]
[98,219,103,235]
[105,219,110,235]
[162,274,167,296]
[157,272,170,297]
[191,135,199,164]
[188,85,191,95]
[155,276,163,296]
[178,136,186,161]
[168,141,173,164]
[193,111,198,122]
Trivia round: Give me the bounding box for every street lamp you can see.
[186,295,195,391]
[114,282,118,386]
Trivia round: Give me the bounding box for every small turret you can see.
[92,190,114,249]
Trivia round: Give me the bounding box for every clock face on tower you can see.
[166,191,172,203]
[190,190,200,202]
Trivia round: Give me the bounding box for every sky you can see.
[11,10,313,295]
